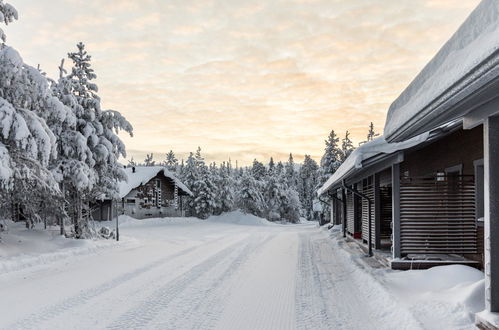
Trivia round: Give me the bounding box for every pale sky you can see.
[5,0,480,165]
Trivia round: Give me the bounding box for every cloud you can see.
[6,0,482,165]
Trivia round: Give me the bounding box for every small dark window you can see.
[126,199,135,204]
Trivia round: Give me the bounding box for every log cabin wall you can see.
[135,172,176,207]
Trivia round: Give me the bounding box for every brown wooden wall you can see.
[401,126,483,177]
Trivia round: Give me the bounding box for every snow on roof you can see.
[384,0,499,141]
[119,166,192,198]
[317,132,430,196]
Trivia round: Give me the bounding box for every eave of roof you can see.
[317,121,461,196]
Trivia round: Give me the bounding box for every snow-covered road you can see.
[0,215,477,330]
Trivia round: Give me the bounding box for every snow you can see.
[206,210,275,226]
[0,220,134,274]
[317,131,430,195]
[384,265,484,329]
[0,214,482,329]
[118,165,192,198]
[384,0,499,140]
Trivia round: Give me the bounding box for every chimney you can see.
[132,166,136,173]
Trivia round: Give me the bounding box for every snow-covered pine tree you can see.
[181,152,198,216]
[367,122,379,141]
[0,5,65,227]
[316,129,343,222]
[341,131,355,162]
[165,150,177,172]
[65,42,132,237]
[0,1,17,43]
[285,153,297,188]
[143,153,155,166]
[215,161,234,214]
[263,163,282,221]
[251,159,266,181]
[237,170,265,217]
[194,146,204,167]
[299,155,318,219]
[191,164,216,219]
[276,168,301,223]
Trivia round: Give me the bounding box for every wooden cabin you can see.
[92,166,193,220]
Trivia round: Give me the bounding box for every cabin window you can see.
[474,159,484,223]
[126,199,135,204]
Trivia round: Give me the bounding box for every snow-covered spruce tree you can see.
[276,168,301,223]
[143,153,155,166]
[285,153,297,188]
[64,42,132,237]
[0,1,16,43]
[316,129,343,222]
[213,162,234,215]
[251,159,266,181]
[263,163,282,221]
[367,122,379,142]
[0,4,67,227]
[180,152,197,216]
[341,131,355,162]
[298,155,318,219]
[191,164,217,219]
[165,150,177,172]
[237,170,265,217]
[359,122,380,146]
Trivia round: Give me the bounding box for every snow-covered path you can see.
[0,216,469,329]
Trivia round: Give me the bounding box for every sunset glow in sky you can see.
[6,0,480,165]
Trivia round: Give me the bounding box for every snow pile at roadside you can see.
[112,215,200,228]
[0,221,132,274]
[206,211,274,226]
[384,265,484,328]
[326,227,484,329]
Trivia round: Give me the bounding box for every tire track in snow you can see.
[5,236,227,330]
[295,232,423,330]
[153,234,276,330]
[106,234,259,330]
[295,233,336,330]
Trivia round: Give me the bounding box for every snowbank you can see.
[325,227,484,329]
[0,221,132,274]
[384,265,484,328]
[206,211,275,226]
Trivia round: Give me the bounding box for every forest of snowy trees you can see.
[131,121,379,223]
[0,0,380,236]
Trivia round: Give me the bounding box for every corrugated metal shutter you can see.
[346,191,355,234]
[400,175,477,255]
[361,177,375,244]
